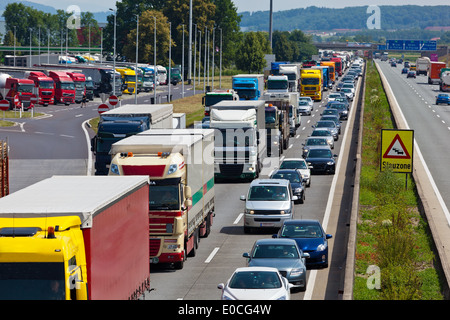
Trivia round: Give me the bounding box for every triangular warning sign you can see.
[383,134,411,159]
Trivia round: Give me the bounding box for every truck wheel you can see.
[188,230,199,257]
[174,245,187,270]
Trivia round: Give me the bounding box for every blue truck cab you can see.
[232,74,265,101]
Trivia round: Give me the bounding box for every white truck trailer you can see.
[108,128,215,270]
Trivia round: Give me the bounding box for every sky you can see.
[8,0,450,13]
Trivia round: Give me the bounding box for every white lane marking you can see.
[75,114,83,118]
[82,119,93,176]
[205,247,220,263]
[60,134,75,138]
[233,213,244,225]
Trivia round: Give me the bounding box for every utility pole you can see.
[269,0,273,49]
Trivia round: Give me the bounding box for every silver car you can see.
[241,179,297,233]
[302,137,330,158]
[310,129,334,149]
[313,120,339,141]
[243,238,309,291]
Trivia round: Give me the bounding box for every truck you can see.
[266,75,289,93]
[116,67,138,95]
[232,74,265,101]
[270,62,289,75]
[210,100,266,181]
[311,65,332,91]
[140,66,155,92]
[428,61,446,85]
[85,76,94,101]
[300,68,323,101]
[3,77,35,110]
[0,175,150,300]
[416,57,431,76]
[108,129,215,270]
[263,93,290,154]
[66,72,86,103]
[440,68,450,92]
[279,64,300,92]
[330,56,343,77]
[27,71,55,106]
[202,89,239,116]
[48,71,75,105]
[156,65,168,85]
[91,104,173,176]
[320,61,336,83]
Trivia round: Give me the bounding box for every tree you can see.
[235,32,268,73]
[272,32,293,61]
[122,10,172,65]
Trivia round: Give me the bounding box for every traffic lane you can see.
[146,92,347,300]
[378,62,450,204]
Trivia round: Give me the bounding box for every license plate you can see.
[260,223,274,227]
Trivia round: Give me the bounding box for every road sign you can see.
[30,94,38,104]
[386,40,437,51]
[404,40,420,51]
[98,104,109,114]
[386,40,404,51]
[109,95,118,106]
[380,129,414,173]
[420,40,437,51]
[0,100,9,111]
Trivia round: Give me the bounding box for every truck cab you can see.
[267,75,289,93]
[202,89,239,116]
[67,72,86,103]
[300,69,322,102]
[0,216,88,300]
[27,71,55,106]
[232,75,264,101]
[5,78,35,110]
[48,71,75,105]
[116,68,138,95]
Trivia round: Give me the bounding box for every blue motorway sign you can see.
[386,40,437,51]
[378,45,386,51]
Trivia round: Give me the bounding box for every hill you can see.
[239,5,450,32]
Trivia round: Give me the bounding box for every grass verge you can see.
[353,60,444,300]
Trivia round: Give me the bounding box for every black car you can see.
[270,169,306,204]
[407,71,416,78]
[305,148,338,175]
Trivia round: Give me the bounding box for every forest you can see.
[240,5,450,32]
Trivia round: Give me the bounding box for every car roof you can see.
[254,238,298,245]
[283,219,320,226]
[272,169,300,175]
[233,266,280,273]
[250,179,290,187]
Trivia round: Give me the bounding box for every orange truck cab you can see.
[27,71,55,106]
[5,78,35,110]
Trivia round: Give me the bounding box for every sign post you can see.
[380,129,414,189]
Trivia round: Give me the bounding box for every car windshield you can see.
[311,130,332,137]
[229,271,282,289]
[252,244,299,259]
[271,171,301,183]
[280,160,307,170]
[248,185,289,201]
[307,149,333,158]
[306,138,328,146]
[280,223,323,239]
[317,121,335,128]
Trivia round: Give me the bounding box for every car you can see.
[218,266,292,300]
[401,67,409,74]
[274,219,332,268]
[310,129,335,149]
[270,169,305,204]
[305,147,338,175]
[243,238,309,291]
[436,93,450,105]
[279,158,312,187]
[322,107,340,118]
[407,70,416,78]
[404,61,410,68]
[240,179,297,233]
[336,82,344,91]
[313,120,339,140]
[302,137,330,158]
[391,61,397,67]
[341,88,354,101]
[298,97,313,115]
[320,115,342,134]
[327,102,349,120]
[327,92,342,102]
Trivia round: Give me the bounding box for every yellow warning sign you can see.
[380,129,414,173]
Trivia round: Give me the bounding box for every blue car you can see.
[274,219,332,268]
[436,94,450,105]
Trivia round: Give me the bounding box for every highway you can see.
[0,66,363,301]
[376,61,450,215]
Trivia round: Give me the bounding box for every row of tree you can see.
[2,0,318,73]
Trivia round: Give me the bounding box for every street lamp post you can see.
[219,27,222,88]
[135,14,139,104]
[193,24,197,95]
[169,22,172,102]
[13,26,16,67]
[182,24,185,99]
[109,8,117,97]
[153,16,157,104]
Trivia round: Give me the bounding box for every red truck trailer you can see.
[428,61,447,85]
[27,71,55,106]
[330,57,343,77]
[48,71,75,105]
[0,175,150,300]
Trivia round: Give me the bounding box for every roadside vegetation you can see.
[354,60,444,300]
